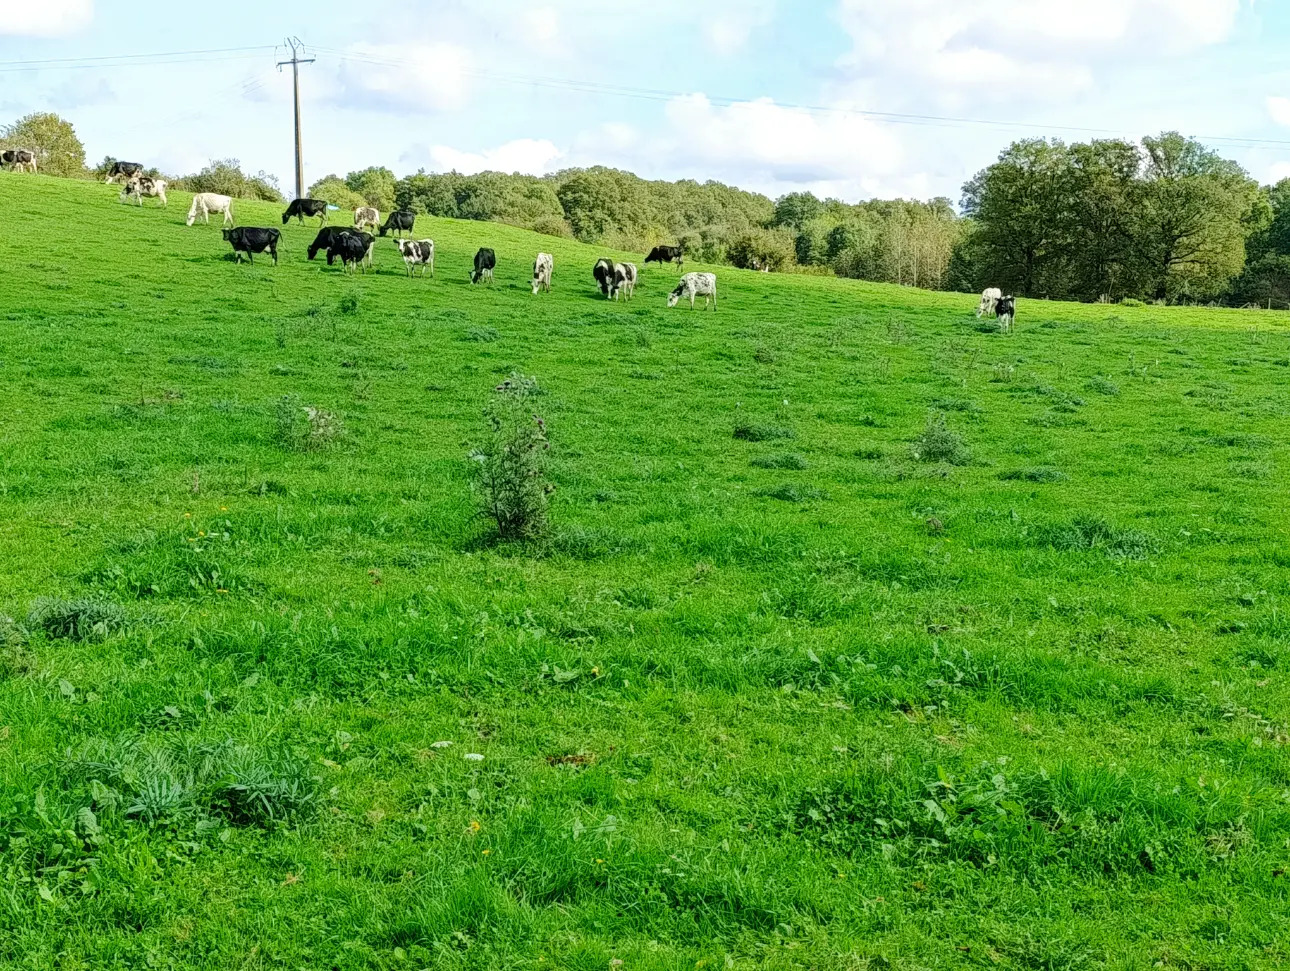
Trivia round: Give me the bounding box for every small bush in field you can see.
[338,292,360,315]
[471,373,553,541]
[911,414,971,466]
[274,395,345,451]
[27,597,127,641]
[734,422,796,443]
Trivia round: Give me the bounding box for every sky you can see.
[3,0,1290,205]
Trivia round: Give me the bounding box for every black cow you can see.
[379,210,415,238]
[644,245,684,267]
[222,227,281,265]
[471,248,496,285]
[2,149,37,173]
[283,198,328,226]
[327,231,374,273]
[105,161,142,183]
[593,258,615,297]
[308,227,350,261]
[996,296,1016,333]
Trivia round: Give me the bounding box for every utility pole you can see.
[277,37,315,200]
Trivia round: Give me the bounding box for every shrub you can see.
[911,414,972,465]
[338,292,360,316]
[1120,298,1146,308]
[174,158,283,202]
[728,227,796,272]
[1039,516,1160,559]
[2,112,86,178]
[1087,375,1121,396]
[27,597,127,641]
[1001,467,1068,483]
[751,453,809,470]
[463,326,500,343]
[734,422,796,443]
[753,484,829,503]
[471,373,554,541]
[274,395,345,451]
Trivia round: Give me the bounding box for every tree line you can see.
[6,110,1287,305]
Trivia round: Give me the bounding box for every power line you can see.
[0,45,276,69]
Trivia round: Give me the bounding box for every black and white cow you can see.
[222,227,281,265]
[283,198,328,226]
[667,272,718,311]
[471,248,497,284]
[104,161,142,183]
[328,231,375,273]
[645,245,684,267]
[996,295,1016,333]
[612,262,638,301]
[1,149,37,173]
[120,176,168,207]
[532,252,554,295]
[593,258,615,297]
[394,238,435,277]
[307,227,350,261]
[379,210,416,238]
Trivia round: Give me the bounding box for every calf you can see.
[379,210,415,238]
[308,227,349,261]
[532,252,554,295]
[667,272,718,311]
[645,245,684,267]
[996,295,1016,333]
[394,238,435,277]
[977,287,1002,318]
[471,248,497,285]
[327,231,374,273]
[612,262,638,301]
[120,177,168,207]
[593,258,615,297]
[283,198,328,225]
[1,149,37,173]
[187,193,235,227]
[354,207,380,232]
[104,161,142,183]
[222,227,281,265]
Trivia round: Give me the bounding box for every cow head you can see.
[222,229,234,242]
[667,288,683,308]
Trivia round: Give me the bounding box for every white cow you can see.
[120,177,168,208]
[613,262,638,301]
[667,272,717,311]
[394,238,435,277]
[532,252,554,294]
[186,193,234,227]
[354,207,380,233]
[978,287,1003,318]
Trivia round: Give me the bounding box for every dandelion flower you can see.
[482,849,491,856]
[469,821,481,832]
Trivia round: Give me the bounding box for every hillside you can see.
[2,173,1289,970]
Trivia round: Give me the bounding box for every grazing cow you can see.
[532,252,554,295]
[996,295,1016,333]
[327,231,374,274]
[379,210,415,238]
[593,258,615,297]
[187,193,234,227]
[104,161,142,183]
[282,198,328,226]
[612,262,638,301]
[354,207,380,232]
[222,227,281,265]
[645,245,684,267]
[471,248,497,285]
[120,176,168,207]
[394,238,435,277]
[1,149,37,173]
[977,287,1003,318]
[667,272,718,311]
[307,227,350,261]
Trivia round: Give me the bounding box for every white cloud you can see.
[0,0,91,36]
[706,0,777,55]
[332,42,473,112]
[425,138,564,175]
[1268,96,1290,127]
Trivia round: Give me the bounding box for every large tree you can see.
[344,166,397,211]
[2,112,86,178]
[1061,139,1146,301]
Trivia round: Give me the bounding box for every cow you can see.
[104,161,142,183]
[308,227,350,261]
[222,227,281,266]
[645,245,684,267]
[394,238,435,277]
[612,262,638,301]
[977,287,1003,318]
[593,258,615,297]
[532,252,554,295]
[667,272,718,311]
[327,231,374,274]
[187,193,234,227]
[354,207,380,232]
[996,295,1016,333]
[471,248,496,285]
[282,198,328,226]
[379,210,415,238]
[120,176,168,207]
[1,149,37,173]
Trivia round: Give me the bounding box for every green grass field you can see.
[2,173,1289,970]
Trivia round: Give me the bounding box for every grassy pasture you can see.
[1,173,1290,969]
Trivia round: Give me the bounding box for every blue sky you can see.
[3,0,1290,203]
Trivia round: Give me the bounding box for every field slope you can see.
[2,174,1289,970]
